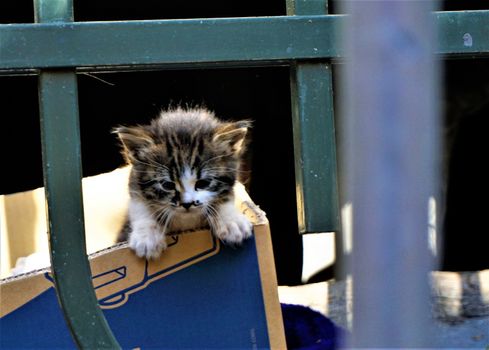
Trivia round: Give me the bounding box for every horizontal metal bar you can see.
[1,11,488,74]
[0,15,340,72]
[436,10,489,56]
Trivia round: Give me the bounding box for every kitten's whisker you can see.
[205,167,238,172]
[200,153,234,167]
[149,206,165,220]
[129,169,167,177]
[211,179,229,186]
[129,190,147,198]
[138,179,156,185]
[132,158,170,172]
[160,211,174,235]
[203,203,224,234]
[150,205,174,234]
[205,168,247,174]
[147,203,172,215]
[136,175,168,186]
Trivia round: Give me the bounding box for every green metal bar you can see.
[286,0,326,15]
[39,72,120,348]
[0,15,340,73]
[36,0,120,348]
[34,0,73,22]
[436,10,489,56]
[1,10,488,74]
[289,64,340,233]
[288,0,340,233]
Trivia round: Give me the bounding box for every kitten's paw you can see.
[215,212,253,247]
[128,228,167,260]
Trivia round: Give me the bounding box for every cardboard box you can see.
[1,167,132,277]
[0,169,286,349]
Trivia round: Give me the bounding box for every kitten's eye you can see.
[195,179,211,190]
[161,181,176,191]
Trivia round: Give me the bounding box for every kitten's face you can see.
[133,141,237,213]
[115,108,249,226]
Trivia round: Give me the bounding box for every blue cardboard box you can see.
[0,200,285,349]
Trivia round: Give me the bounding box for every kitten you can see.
[114,107,253,259]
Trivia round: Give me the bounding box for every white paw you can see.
[128,227,167,260]
[214,212,253,246]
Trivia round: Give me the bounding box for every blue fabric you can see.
[281,303,343,350]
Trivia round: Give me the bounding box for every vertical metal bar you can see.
[35,0,120,348]
[34,0,73,22]
[341,0,439,347]
[287,0,340,234]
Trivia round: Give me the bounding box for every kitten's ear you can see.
[112,125,154,161]
[213,120,251,154]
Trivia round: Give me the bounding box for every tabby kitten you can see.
[114,107,252,259]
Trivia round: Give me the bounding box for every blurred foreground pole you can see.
[341,1,439,347]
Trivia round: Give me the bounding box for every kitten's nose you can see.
[181,202,193,210]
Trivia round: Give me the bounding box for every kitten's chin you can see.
[174,207,202,215]
[169,209,206,232]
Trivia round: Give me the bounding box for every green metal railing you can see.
[1,0,488,346]
[35,0,120,348]
[287,0,340,234]
[2,11,489,72]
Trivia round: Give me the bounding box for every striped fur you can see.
[114,107,252,259]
